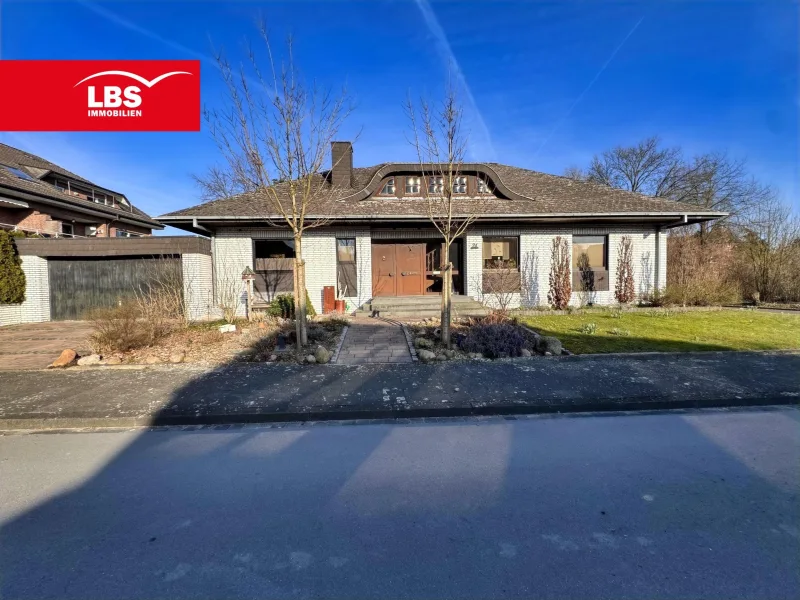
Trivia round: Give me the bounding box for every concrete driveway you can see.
[0,322,93,370]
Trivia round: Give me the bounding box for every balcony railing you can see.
[0,222,87,238]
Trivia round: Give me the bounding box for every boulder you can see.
[77,353,102,366]
[536,336,563,356]
[144,356,161,365]
[468,352,484,360]
[443,349,456,359]
[169,351,186,364]
[435,353,447,361]
[414,337,434,349]
[314,345,331,364]
[50,349,78,368]
[305,354,317,364]
[417,349,436,363]
[520,348,532,357]
[102,356,123,366]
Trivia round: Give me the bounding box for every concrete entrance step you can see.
[356,295,490,319]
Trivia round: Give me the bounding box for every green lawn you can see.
[520,309,800,354]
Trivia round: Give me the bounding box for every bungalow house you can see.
[0,143,162,238]
[158,142,724,317]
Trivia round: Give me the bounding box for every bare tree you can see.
[586,136,684,197]
[668,153,773,237]
[405,81,486,347]
[562,165,587,181]
[739,196,800,302]
[197,26,353,348]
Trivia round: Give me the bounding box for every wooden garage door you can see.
[48,257,182,321]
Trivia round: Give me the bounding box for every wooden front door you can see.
[371,244,397,297]
[371,243,425,297]
[396,243,425,295]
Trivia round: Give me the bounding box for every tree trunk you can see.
[293,234,308,350]
[440,242,452,348]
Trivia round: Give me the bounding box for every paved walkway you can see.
[337,317,412,364]
[0,322,93,370]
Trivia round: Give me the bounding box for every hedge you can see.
[0,230,26,304]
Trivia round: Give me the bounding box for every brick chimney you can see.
[330,141,353,189]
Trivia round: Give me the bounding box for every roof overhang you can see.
[0,196,29,209]
[158,211,727,235]
[0,184,163,229]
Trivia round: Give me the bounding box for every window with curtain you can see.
[337,238,357,297]
[572,235,609,292]
[482,237,520,293]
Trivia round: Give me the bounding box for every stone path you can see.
[0,322,94,370]
[336,317,413,364]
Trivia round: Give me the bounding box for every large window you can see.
[337,238,357,297]
[572,235,609,292]
[453,176,467,194]
[253,239,295,300]
[482,237,520,293]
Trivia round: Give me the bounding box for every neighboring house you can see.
[0,143,162,238]
[158,141,725,315]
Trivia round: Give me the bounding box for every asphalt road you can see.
[1,408,798,599]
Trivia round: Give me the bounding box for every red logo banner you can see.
[0,60,200,131]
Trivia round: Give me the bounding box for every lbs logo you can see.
[0,60,200,131]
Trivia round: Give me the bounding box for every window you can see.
[253,240,295,300]
[477,177,492,194]
[482,237,521,293]
[336,238,357,297]
[482,237,519,270]
[380,177,395,195]
[61,223,74,237]
[453,176,467,194]
[405,176,421,195]
[87,226,98,237]
[572,235,609,292]
[1,164,35,181]
[428,176,443,194]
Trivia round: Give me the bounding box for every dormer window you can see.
[453,176,467,194]
[380,177,396,195]
[477,177,492,194]
[405,176,421,195]
[428,176,443,194]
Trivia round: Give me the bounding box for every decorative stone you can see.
[50,349,78,368]
[103,356,123,365]
[536,336,563,356]
[268,354,278,362]
[414,337,434,349]
[305,354,316,364]
[417,349,436,362]
[169,351,186,364]
[314,345,331,364]
[443,349,456,359]
[219,324,236,334]
[435,354,447,361]
[521,348,532,357]
[77,353,102,366]
[468,352,483,360]
[144,356,161,365]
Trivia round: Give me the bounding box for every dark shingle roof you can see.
[160,162,726,221]
[0,143,161,228]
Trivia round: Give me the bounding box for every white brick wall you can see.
[0,255,50,326]
[182,253,214,321]
[212,235,252,318]
[211,223,664,313]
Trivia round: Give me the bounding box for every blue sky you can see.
[0,0,797,234]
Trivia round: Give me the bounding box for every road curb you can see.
[2,394,797,431]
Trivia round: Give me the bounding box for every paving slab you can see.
[0,351,797,429]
